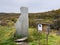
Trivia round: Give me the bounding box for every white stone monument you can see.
[15,7,29,37]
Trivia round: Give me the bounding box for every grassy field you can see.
[0,26,16,45]
[28,28,60,45]
[0,26,60,45]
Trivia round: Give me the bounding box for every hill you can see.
[0,9,60,29]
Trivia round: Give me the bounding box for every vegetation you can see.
[0,9,60,28]
[0,26,60,45]
[0,26,16,45]
[0,9,60,45]
[28,28,60,45]
[28,28,46,45]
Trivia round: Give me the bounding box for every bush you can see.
[0,26,16,45]
[28,28,46,45]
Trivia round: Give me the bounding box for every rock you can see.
[15,37,28,42]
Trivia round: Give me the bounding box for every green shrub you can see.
[28,28,46,45]
[0,26,16,45]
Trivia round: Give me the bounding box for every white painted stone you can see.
[15,7,29,36]
[15,37,27,42]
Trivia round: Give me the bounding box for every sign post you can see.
[46,24,50,45]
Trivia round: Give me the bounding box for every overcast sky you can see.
[0,0,60,13]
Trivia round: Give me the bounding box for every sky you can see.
[0,0,60,13]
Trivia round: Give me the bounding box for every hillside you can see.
[0,9,60,29]
[0,9,60,20]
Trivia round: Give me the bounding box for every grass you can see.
[0,25,16,45]
[28,28,60,45]
[48,33,60,45]
[28,28,47,45]
[0,26,60,45]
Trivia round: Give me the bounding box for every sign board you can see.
[38,24,42,31]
